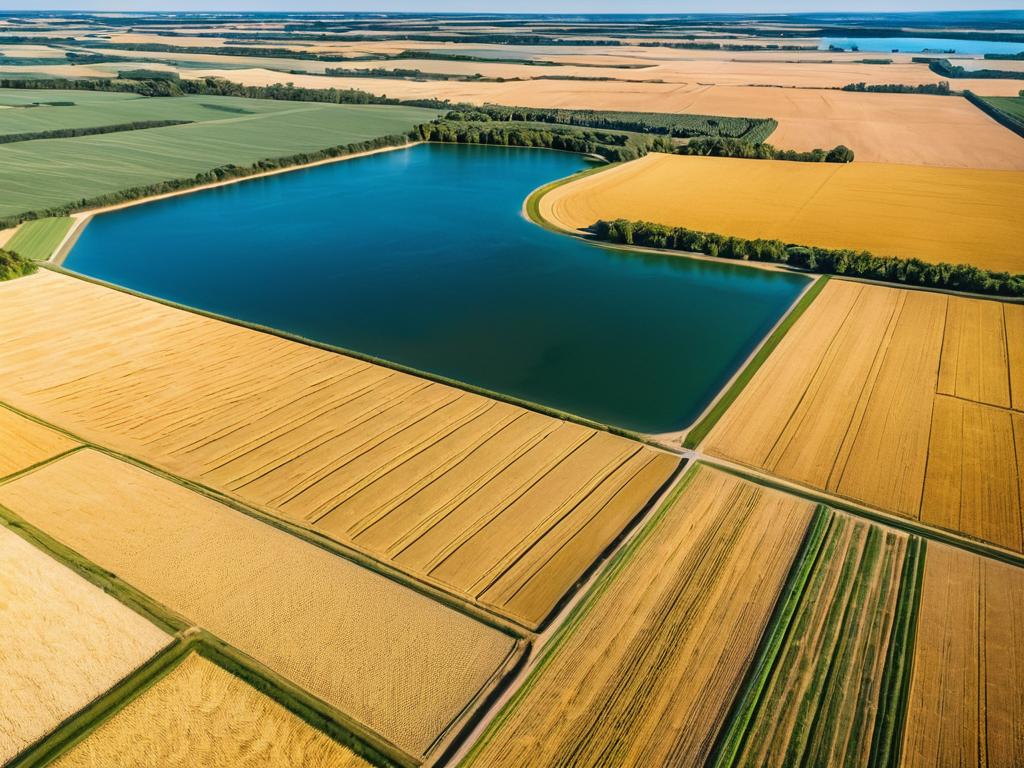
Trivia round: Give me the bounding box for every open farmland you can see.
[0,524,170,763]
[716,512,923,767]
[462,464,816,767]
[4,216,73,261]
[900,543,1024,767]
[0,448,518,762]
[53,653,372,768]
[0,88,438,219]
[540,153,1024,272]
[704,279,1024,553]
[0,270,679,629]
[0,406,77,477]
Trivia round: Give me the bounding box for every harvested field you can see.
[53,653,372,768]
[0,524,170,764]
[0,270,678,629]
[4,216,73,261]
[463,464,815,768]
[185,70,1024,169]
[900,543,1024,767]
[0,406,77,477]
[705,279,1024,553]
[0,448,518,761]
[717,512,922,767]
[540,153,1024,272]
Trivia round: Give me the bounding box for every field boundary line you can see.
[698,457,1024,568]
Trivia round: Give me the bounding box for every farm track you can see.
[0,270,678,630]
[706,279,1024,554]
[461,464,815,767]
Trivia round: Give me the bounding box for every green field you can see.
[983,94,1024,122]
[5,216,74,260]
[0,89,439,219]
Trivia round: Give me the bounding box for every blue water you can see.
[65,143,808,434]
[820,36,1024,55]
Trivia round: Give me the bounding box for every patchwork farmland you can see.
[704,280,1024,553]
[541,153,1024,272]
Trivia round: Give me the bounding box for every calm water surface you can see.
[66,144,807,433]
[819,36,1024,54]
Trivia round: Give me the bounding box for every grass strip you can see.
[5,216,74,261]
[522,160,621,234]
[707,504,833,768]
[683,276,829,449]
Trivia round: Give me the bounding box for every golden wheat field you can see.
[0,449,517,761]
[541,153,1024,272]
[463,465,815,768]
[52,653,372,768]
[0,271,678,629]
[705,280,1024,553]
[900,544,1024,768]
[0,524,170,763]
[0,406,77,478]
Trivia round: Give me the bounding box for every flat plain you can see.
[0,523,170,763]
[0,270,679,629]
[0,448,518,762]
[705,279,1024,553]
[463,465,815,767]
[52,653,373,768]
[900,543,1024,767]
[540,153,1024,272]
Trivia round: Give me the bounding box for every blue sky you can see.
[3,2,1021,12]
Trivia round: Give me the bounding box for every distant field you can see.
[0,88,438,219]
[464,465,815,767]
[705,280,1024,553]
[900,543,1024,767]
[0,524,170,763]
[0,406,76,477]
[54,653,371,768]
[984,94,1024,122]
[5,215,72,260]
[0,448,517,762]
[541,153,1024,273]
[0,270,679,630]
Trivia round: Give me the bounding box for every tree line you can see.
[919,58,1024,80]
[841,81,952,95]
[0,119,192,145]
[964,90,1024,138]
[592,219,1023,297]
[678,136,854,163]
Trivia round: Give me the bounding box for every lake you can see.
[65,143,808,434]
[819,36,1024,55]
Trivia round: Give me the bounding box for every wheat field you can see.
[0,271,678,629]
[540,153,1024,272]
[706,280,1024,553]
[900,543,1024,767]
[463,465,815,767]
[0,449,517,761]
[52,653,372,768]
[0,406,77,478]
[0,524,170,764]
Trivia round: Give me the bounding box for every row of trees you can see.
[920,58,1024,80]
[842,81,952,95]
[592,219,1023,297]
[678,136,854,163]
[964,90,1024,138]
[0,119,191,145]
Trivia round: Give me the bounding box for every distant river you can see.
[65,143,807,434]
[819,36,1024,55]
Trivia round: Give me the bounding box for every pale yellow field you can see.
[0,406,77,478]
[184,69,1024,169]
[53,653,371,768]
[0,448,517,762]
[900,543,1024,767]
[541,153,1024,272]
[0,271,678,629]
[463,465,815,767]
[705,280,1024,553]
[0,524,170,764]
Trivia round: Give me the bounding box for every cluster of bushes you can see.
[918,58,1024,80]
[591,219,1023,297]
[842,81,952,95]
[117,69,181,81]
[443,105,778,142]
[0,249,35,282]
[0,132,413,230]
[678,136,854,163]
[964,90,1024,138]
[415,120,672,162]
[0,119,192,145]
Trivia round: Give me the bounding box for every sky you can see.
[2,1,1021,12]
